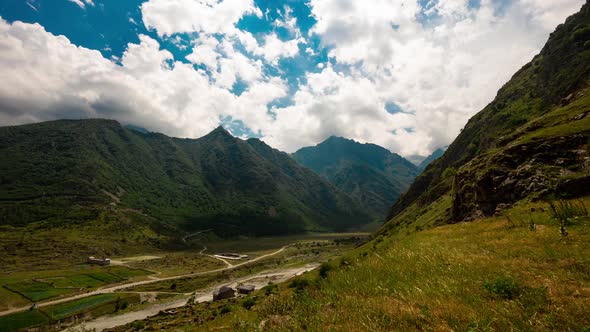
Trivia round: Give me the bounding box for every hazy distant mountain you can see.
[418,148,446,171]
[292,136,419,219]
[406,154,427,166]
[0,120,370,236]
[124,124,150,133]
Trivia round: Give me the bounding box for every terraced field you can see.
[0,310,49,332]
[0,266,152,311]
[0,293,140,331]
[44,293,138,320]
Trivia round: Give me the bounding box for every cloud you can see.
[26,0,39,12]
[141,0,262,37]
[141,0,304,65]
[255,33,302,65]
[265,0,585,156]
[68,0,94,9]
[0,0,586,157]
[0,18,286,139]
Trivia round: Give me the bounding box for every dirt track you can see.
[67,264,319,331]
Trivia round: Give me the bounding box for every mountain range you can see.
[292,136,420,219]
[0,120,371,236]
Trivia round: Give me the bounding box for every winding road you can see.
[0,244,291,318]
[183,229,233,267]
[181,229,213,243]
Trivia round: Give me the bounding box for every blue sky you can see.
[0,0,584,155]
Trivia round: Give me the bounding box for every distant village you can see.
[213,284,255,301]
[86,255,255,301]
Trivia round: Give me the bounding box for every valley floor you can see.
[0,232,362,331]
[71,264,319,331]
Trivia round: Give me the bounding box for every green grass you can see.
[61,274,105,288]
[382,193,452,234]
[3,281,75,302]
[84,272,123,283]
[0,209,174,274]
[43,294,119,320]
[107,266,153,279]
[0,310,49,332]
[0,266,151,311]
[262,200,590,331]
[0,293,141,330]
[124,252,226,277]
[191,232,369,255]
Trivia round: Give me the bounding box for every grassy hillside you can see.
[108,198,590,331]
[0,120,370,237]
[293,136,419,219]
[387,1,590,226]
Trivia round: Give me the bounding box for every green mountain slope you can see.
[0,120,370,236]
[292,136,419,219]
[387,2,590,227]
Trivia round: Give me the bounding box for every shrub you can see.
[442,167,457,179]
[242,297,256,310]
[289,278,310,292]
[263,283,277,296]
[131,321,145,330]
[467,143,478,155]
[219,305,232,314]
[484,276,521,299]
[572,27,590,42]
[319,262,332,279]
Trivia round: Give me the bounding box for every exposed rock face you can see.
[452,134,590,221]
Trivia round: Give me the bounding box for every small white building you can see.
[87,256,111,266]
[214,253,249,260]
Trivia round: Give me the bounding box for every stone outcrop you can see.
[452,134,590,221]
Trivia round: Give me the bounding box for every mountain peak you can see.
[292,136,419,218]
[322,135,352,144]
[203,125,234,140]
[212,125,230,134]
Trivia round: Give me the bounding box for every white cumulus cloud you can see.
[0,18,287,140]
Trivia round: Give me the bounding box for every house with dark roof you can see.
[213,286,235,301]
[237,284,255,294]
